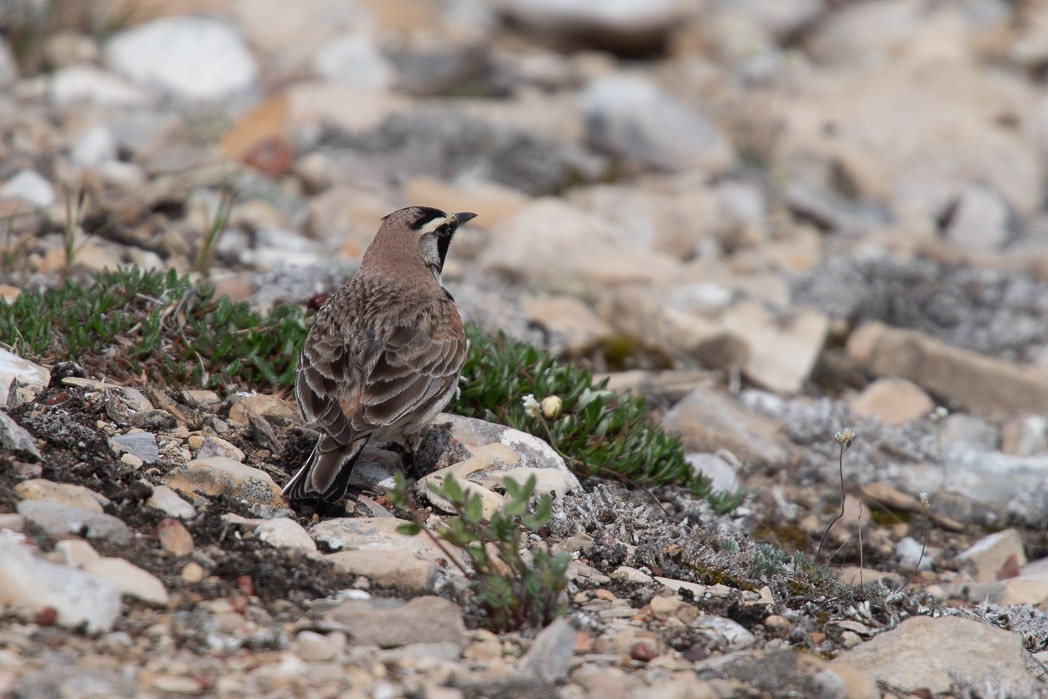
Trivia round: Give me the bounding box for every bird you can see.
[282,206,476,503]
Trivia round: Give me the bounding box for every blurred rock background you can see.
[5,0,1048,695]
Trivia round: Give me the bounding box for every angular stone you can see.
[227,393,301,426]
[849,378,935,426]
[255,517,317,554]
[0,410,40,461]
[325,549,438,594]
[519,617,576,684]
[524,295,614,355]
[17,500,130,546]
[479,199,683,291]
[156,518,194,556]
[720,302,829,395]
[583,74,734,174]
[14,479,108,513]
[832,616,1042,695]
[145,485,196,519]
[83,557,170,607]
[108,432,159,464]
[163,457,285,507]
[848,321,1048,417]
[0,539,121,633]
[662,386,795,468]
[325,596,465,648]
[955,529,1027,583]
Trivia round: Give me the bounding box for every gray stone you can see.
[686,453,739,493]
[49,65,152,107]
[0,539,122,633]
[17,500,130,545]
[313,34,394,89]
[0,170,55,208]
[583,74,734,174]
[943,182,1017,251]
[519,617,577,684]
[109,432,159,464]
[832,616,1043,696]
[105,17,259,102]
[71,125,118,167]
[83,557,170,607]
[255,517,317,554]
[0,410,40,460]
[326,596,465,648]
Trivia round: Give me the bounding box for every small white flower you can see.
[521,394,541,418]
[834,428,855,450]
[931,406,949,422]
[919,492,930,508]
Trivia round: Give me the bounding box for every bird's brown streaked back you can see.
[282,206,475,503]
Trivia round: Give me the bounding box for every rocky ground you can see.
[3,0,1048,697]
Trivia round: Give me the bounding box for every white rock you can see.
[686,453,739,493]
[0,538,122,633]
[313,34,394,89]
[0,170,55,208]
[611,565,653,584]
[145,485,197,519]
[105,17,259,102]
[0,349,49,409]
[84,557,170,607]
[17,500,130,545]
[583,74,734,174]
[943,182,1015,251]
[71,125,118,167]
[518,617,576,684]
[496,0,682,51]
[256,517,317,554]
[50,65,152,106]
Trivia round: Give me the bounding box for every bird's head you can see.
[368,206,477,280]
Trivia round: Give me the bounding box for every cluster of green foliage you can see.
[0,267,308,390]
[391,473,570,632]
[450,327,743,514]
[0,267,739,511]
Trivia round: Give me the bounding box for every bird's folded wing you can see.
[360,315,466,426]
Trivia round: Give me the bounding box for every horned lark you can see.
[283,206,476,502]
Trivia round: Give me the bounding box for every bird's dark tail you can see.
[282,434,371,503]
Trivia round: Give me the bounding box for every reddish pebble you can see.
[630,642,656,662]
[236,575,253,596]
[35,607,58,626]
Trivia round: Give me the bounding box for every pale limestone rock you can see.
[849,378,935,426]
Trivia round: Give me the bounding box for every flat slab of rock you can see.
[831,615,1043,695]
[83,557,170,607]
[662,386,795,468]
[14,479,109,513]
[0,539,122,633]
[325,596,465,648]
[163,456,285,507]
[17,500,130,546]
[848,321,1048,416]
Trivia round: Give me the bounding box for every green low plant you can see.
[0,267,308,391]
[390,472,570,632]
[450,327,743,513]
[1,266,742,512]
